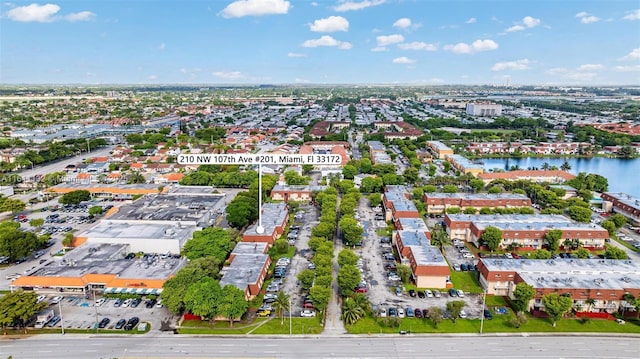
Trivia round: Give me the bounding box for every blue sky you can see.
[1,0,639,85]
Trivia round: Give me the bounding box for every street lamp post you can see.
[289,298,292,336]
[480,289,487,334]
[58,300,64,335]
[93,290,99,334]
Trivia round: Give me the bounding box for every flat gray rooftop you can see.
[397,230,447,266]
[232,242,268,256]
[368,141,386,151]
[385,191,417,212]
[482,257,640,274]
[245,203,287,236]
[427,193,530,200]
[108,194,222,224]
[604,192,640,212]
[428,141,452,151]
[51,183,161,191]
[446,154,484,171]
[397,218,430,232]
[447,214,571,224]
[272,184,328,192]
[169,185,218,194]
[29,243,183,279]
[78,220,197,241]
[220,254,269,291]
[473,221,606,232]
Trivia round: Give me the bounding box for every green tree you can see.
[360,176,383,193]
[463,207,477,214]
[337,265,361,297]
[396,264,412,284]
[604,245,628,259]
[423,185,437,193]
[0,221,41,261]
[609,214,627,229]
[29,218,44,228]
[312,221,334,239]
[368,193,382,207]
[510,311,529,328]
[0,290,46,332]
[574,247,591,259]
[0,198,26,213]
[600,219,617,237]
[302,164,313,175]
[342,297,365,325]
[403,167,419,184]
[446,300,466,323]
[58,190,91,205]
[542,293,573,327]
[62,232,73,247]
[297,269,316,290]
[225,193,258,229]
[161,264,211,314]
[487,186,503,194]
[566,205,592,223]
[512,283,535,313]
[88,206,103,216]
[469,179,485,193]
[337,249,359,266]
[127,172,147,184]
[273,291,291,325]
[442,185,458,193]
[427,306,443,328]
[481,226,503,252]
[217,285,248,327]
[545,229,563,253]
[342,165,358,180]
[284,170,310,185]
[273,238,289,254]
[182,227,235,263]
[339,216,363,247]
[529,249,552,259]
[309,285,331,317]
[183,277,221,320]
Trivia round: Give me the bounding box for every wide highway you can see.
[1,335,637,359]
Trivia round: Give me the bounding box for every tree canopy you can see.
[481,226,503,252]
[58,190,91,205]
[182,227,235,263]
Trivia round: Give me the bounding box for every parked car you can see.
[459,310,468,319]
[425,289,433,298]
[405,307,414,317]
[300,310,316,317]
[378,308,387,317]
[395,287,402,296]
[433,290,441,298]
[47,315,61,327]
[449,288,458,297]
[95,298,106,307]
[145,299,157,308]
[388,307,397,317]
[408,289,416,297]
[414,308,423,318]
[483,309,493,320]
[115,319,127,329]
[98,317,110,328]
[124,317,139,330]
[417,291,425,299]
[121,299,132,308]
[113,298,123,307]
[397,308,405,318]
[49,296,63,304]
[456,289,465,298]
[130,298,141,308]
[422,309,429,317]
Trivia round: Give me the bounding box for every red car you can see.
[511,252,520,259]
[355,287,368,293]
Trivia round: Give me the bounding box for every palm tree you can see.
[586,298,596,312]
[352,293,370,314]
[560,161,571,171]
[341,298,365,326]
[272,291,290,325]
[541,162,550,170]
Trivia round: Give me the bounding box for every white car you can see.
[463,253,475,259]
[425,289,434,298]
[155,299,163,308]
[388,274,401,281]
[378,308,387,317]
[456,290,465,298]
[121,298,132,307]
[49,296,63,304]
[397,308,405,318]
[300,310,316,317]
[95,298,106,307]
[36,295,48,304]
[459,310,468,319]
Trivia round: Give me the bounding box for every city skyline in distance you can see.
[1,0,639,86]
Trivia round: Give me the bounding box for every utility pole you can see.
[58,300,65,335]
[289,297,292,336]
[93,290,99,334]
[87,138,90,153]
[480,289,487,334]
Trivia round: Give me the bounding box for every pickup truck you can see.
[34,309,55,328]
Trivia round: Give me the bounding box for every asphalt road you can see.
[1,335,637,358]
[16,145,114,181]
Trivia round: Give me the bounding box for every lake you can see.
[480,157,640,198]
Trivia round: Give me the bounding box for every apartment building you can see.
[423,193,532,214]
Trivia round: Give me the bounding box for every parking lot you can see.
[355,199,487,320]
[34,293,174,332]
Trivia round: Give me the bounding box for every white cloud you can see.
[370,46,388,52]
[491,59,530,71]
[392,56,415,64]
[614,65,640,72]
[505,15,540,32]
[220,0,290,18]
[376,34,404,46]
[158,43,166,51]
[302,35,352,49]
[393,18,412,29]
[506,25,525,32]
[310,2,318,6]
[465,17,476,24]
[287,52,307,57]
[334,0,385,12]
[623,9,640,20]
[577,64,603,71]
[522,16,540,28]
[444,39,498,54]
[576,12,600,24]
[398,41,437,51]
[309,16,349,32]
[6,3,95,22]
[294,78,310,83]
[212,71,246,79]
[620,48,640,61]
[147,75,158,80]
